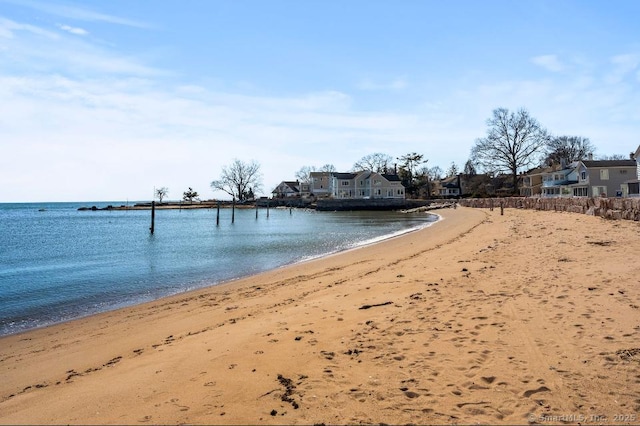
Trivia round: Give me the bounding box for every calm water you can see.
[0,202,437,336]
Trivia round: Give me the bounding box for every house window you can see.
[341,181,350,186]
[600,169,609,180]
[620,169,628,174]
[581,171,586,180]
[593,186,607,196]
[573,187,588,197]
[629,182,640,195]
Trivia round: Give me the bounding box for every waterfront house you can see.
[331,171,406,199]
[272,181,300,198]
[437,174,462,197]
[540,162,579,197]
[520,166,551,196]
[280,170,406,200]
[310,172,332,197]
[571,158,637,197]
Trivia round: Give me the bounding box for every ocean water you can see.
[0,202,437,336]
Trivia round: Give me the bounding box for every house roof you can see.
[333,172,357,179]
[381,173,402,182]
[582,160,636,168]
[272,181,299,193]
[523,166,553,176]
[438,175,460,188]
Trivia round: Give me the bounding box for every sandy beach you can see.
[1,206,639,425]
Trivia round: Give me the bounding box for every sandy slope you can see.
[1,207,639,425]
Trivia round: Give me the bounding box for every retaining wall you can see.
[315,198,432,211]
[458,197,640,221]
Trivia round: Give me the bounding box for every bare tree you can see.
[295,164,336,184]
[319,164,336,173]
[446,162,459,177]
[211,159,262,201]
[544,136,595,165]
[353,153,394,173]
[471,108,550,194]
[463,159,477,176]
[598,154,629,160]
[426,166,443,181]
[295,165,317,184]
[155,187,169,203]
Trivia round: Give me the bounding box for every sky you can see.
[1,0,639,202]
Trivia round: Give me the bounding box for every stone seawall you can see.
[458,197,640,221]
[316,198,432,211]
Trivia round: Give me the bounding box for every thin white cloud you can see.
[531,55,564,72]
[1,16,163,77]
[605,53,640,84]
[0,16,59,39]
[3,0,150,28]
[57,23,88,36]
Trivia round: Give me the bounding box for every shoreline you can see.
[0,211,439,339]
[1,207,639,424]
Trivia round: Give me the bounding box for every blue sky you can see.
[1,0,639,202]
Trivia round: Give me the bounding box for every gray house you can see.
[571,159,637,197]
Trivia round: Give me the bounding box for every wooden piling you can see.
[256,203,259,219]
[150,201,155,234]
[267,201,270,218]
[216,201,220,226]
[500,201,504,216]
[232,198,235,223]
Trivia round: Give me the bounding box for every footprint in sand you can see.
[523,386,551,398]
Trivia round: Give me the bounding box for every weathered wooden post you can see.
[500,200,504,216]
[256,202,259,219]
[267,201,270,218]
[150,201,155,234]
[232,198,235,223]
[490,198,494,211]
[216,201,220,226]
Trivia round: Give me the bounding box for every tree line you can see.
[155,106,630,202]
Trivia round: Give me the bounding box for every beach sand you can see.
[1,207,639,425]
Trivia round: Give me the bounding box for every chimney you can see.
[630,152,635,160]
[588,152,593,161]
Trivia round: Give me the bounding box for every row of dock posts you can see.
[151,200,294,234]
